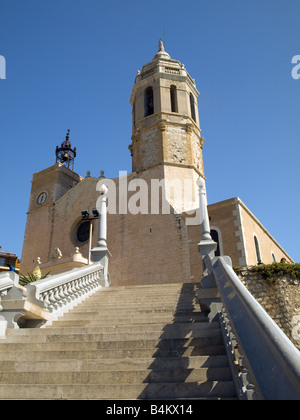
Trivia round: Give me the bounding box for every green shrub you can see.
[19,266,50,286]
[235,263,300,284]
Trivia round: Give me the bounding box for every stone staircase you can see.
[0,282,236,400]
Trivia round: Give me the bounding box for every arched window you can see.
[211,229,221,257]
[254,235,262,265]
[170,85,178,113]
[144,86,154,117]
[190,93,196,122]
[272,253,276,263]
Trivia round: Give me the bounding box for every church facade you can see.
[20,43,293,285]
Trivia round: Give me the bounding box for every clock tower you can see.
[21,132,81,270]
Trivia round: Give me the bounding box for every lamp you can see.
[81,210,90,219]
[92,209,99,218]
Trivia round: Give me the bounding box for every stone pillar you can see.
[97,185,108,249]
[91,184,110,287]
[196,177,220,321]
[197,177,217,260]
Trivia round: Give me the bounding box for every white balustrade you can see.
[25,262,105,325]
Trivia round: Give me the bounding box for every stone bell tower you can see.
[21,131,81,274]
[129,41,205,213]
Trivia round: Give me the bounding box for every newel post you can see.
[196,177,221,321]
[197,177,217,261]
[91,184,111,286]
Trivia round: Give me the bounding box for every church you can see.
[20,42,293,285]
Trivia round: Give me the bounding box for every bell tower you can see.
[21,131,81,274]
[129,41,205,213]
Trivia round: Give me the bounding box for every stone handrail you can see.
[0,271,18,294]
[0,271,21,336]
[0,262,106,334]
[203,255,300,400]
[25,262,105,324]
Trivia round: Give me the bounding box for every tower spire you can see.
[158,39,165,52]
[152,40,171,61]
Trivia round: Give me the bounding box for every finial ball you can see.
[99,184,108,195]
[196,177,205,188]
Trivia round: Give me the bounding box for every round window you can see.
[76,221,90,243]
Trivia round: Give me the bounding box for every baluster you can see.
[96,270,101,286]
[42,291,51,310]
[48,288,57,312]
[58,284,67,306]
[63,283,72,304]
[80,276,87,296]
[96,269,102,285]
[68,281,76,301]
[86,275,92,292]
[74,278,82,297]
[83,275,89,294]
[69,280,77,299]
[92,272,98,289]
[80,276,86,295]
[53,287,61,309]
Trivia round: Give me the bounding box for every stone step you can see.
[85,292,199,299]
[5,323,221,339]
[83,296,183,302]
[0,282,234,400]
[73,304,201,312]
[51,308,203,317]
[79,292,199,299]
[0,335,224,353]
[70,304,200,312]
[2,332,222,348]
[90,290,198,296]
[0,323,220,336]
[4,316,209,334]
[91,296,188,302]
[47,321,216,332]
[68,306,201,315]
[2,329,223,344]
[86,289,186,296]
[0,367,232,385]
[85,299,199,306]
[0,381,236,400]
[0,355,229,372]
[82,290,198,299]
[34,329,221,342]
[47,320,207,329]
[97,284,198,292]
[0,344,227,361]
[99,283,189,290]
[56,311,207,323]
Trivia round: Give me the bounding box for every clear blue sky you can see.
[0,0,299,262]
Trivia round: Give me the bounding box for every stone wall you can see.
[236,268,300,351]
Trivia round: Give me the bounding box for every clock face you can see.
[37,192,48,206]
